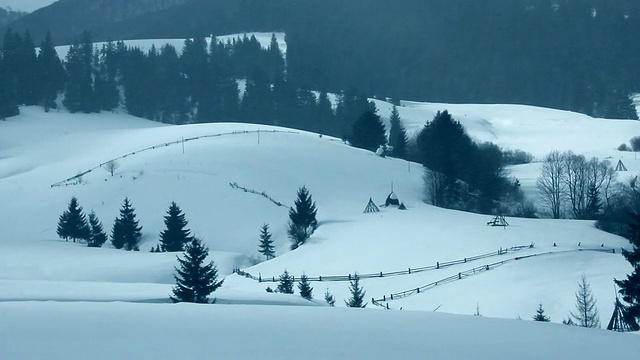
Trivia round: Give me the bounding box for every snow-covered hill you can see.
[0,102,638,358]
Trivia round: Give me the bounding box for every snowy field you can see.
[1,100,639,358]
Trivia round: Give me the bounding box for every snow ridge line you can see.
[370,247,617,309]
[234,244,535,283]
[229,182,288,208]
[49,129,300,188]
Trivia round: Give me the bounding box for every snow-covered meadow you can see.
[1,99,639,358]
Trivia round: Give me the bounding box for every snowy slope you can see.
[0,102,638,359]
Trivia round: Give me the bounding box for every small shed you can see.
[385,192,400,207]
[363,198,380,213]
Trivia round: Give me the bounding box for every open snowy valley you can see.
[1,96,640,357]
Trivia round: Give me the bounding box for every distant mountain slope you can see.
[0,6,25,27]
[0,0,191,44]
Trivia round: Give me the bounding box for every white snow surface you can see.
[1,102,639,358]
[0,0,55,12]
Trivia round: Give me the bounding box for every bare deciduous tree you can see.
[570,274,600,328]
[536,151,565,219]
[104,160,120,177]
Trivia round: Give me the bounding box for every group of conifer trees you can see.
[0,28,376,140]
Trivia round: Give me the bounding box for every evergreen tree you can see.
[87,211,107,248]
[388,105,408,159]
[266,33,285,83]
[159,202,192,252]
[0,29,20,119]
[56,196,90,243]
[615,211,640,321]
[258,223,275,260]
[533,303,551,322]
[37,31,66,110]
[277,269,294,294]
[111,197,142,251]
[569,274,601,328]
[288,186,318,250]
[349,108,387,152]
[297,274,313,300]
[345,273,367,308]
[324,288,336,307]
[63,32,95,113]
[16,31,38,106]
[170,237,223,303]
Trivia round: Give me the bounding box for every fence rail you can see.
[233,243,536,283]
[50,129,300,188]
[370,247,617,309]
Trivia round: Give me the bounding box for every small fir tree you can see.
[159,202,192,252]
[288,186,318,250]
[57,196,90,243]
[111,197,143,251]
[324,288,336,307]
[615,211,640,322]
[170,237,223,303]
[258,224,275,260]
[569,274,600,328]
[533,303,551,322]
[87,211,107,247]
[298,274,313,300]
[277,269,294,294]
[345,273,367,308]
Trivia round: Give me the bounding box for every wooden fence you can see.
[50,129,300,188]
[233,243,535,283]
[370,247,617,309]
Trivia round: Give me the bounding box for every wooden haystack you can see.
[363,198,380,213]
[615,159,628,172]
[487,215,509,227]
[607,297,640,332]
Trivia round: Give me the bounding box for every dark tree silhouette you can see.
[288,186,318,250]
[388,105,408,159]
[349,108,387,152]
[533,303,551,322]
[258,223,275,260]
[87,211,107,248]
[159,202,192,252]
[298,274,313,300]
[277,269,294,294]
[171,237,223,303]
[57,196,90,243]
[615,211,640,321]
[111,197,142,251]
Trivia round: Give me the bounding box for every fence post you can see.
[319,276,322,281]
[380,272,383,277]
[464,258,467,263]
[349,274,351,281]
[458,272,461,279]
[383,295,386,301]
[386,303,389,310]
[417,288,420,293]
[259,274,262,282]
[408,268,411,274]
[486,265,489,270]
[437,262,440,269]
[272,276,275,282]
[391,294,394,300]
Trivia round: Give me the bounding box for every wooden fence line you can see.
[229,182,288,208]
[50,129,300,188]
[370,247,617,309]
[233,243,535,283]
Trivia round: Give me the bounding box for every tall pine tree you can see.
[159,202,192,252]
[37,31,66,110]
[87,211,108,248]
[111,197,142,251]
[615,211,640,321]
[57,196,90,243]
[288,186,318,250]
[171,237,223,303]
[388,105,408,159]
[569,274,600,328]
[258,223,275,260]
